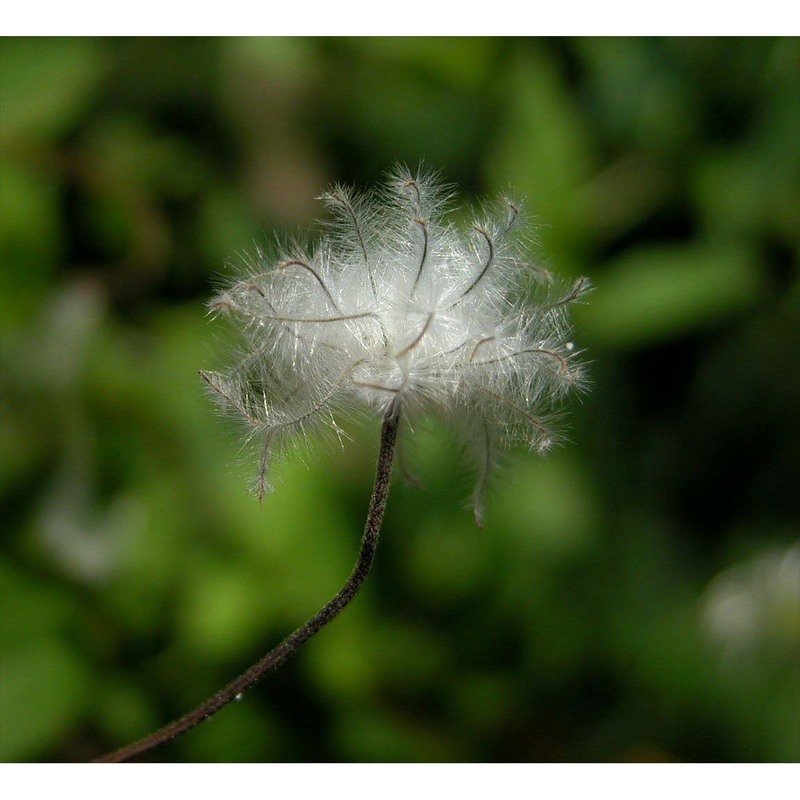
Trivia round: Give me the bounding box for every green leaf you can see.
[0,38,105,141]
[0,161,61,332]
[0,641,92,761]
[576,243,763,349]
[0,562,78,649]
[345,37,497,91]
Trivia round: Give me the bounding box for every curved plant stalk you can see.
[94,407,400,763]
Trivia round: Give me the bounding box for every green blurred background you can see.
[1,37,798,763]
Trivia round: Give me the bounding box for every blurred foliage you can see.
[1,37,798,763]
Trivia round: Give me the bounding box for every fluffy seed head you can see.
[202,167,589,525]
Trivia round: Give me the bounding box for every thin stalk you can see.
[94,407,400,763]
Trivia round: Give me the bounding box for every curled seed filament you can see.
[331,190,369,266]
[352,380,400,394]
[281,260,340,312]
[259,311,378,325]
[329,188,377,300]
[404,179,422,209]
[504,201,519,234]
[202,361,365,434]
[469,337,497,362]
[478,386,550,440]
[457,225,495,301]
[411,218,429,294]
[467,346,569,375]
[396,312,435,358]
[208,298,241,314]
[547,277,588,310]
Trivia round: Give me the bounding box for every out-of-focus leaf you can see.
[575,153,674,243]
[449,672,515,737]
[194,188,261,269]
[221,36,316,86]
[0,562,78,649]
[175,557,276,660]
[304,608,381,703]
[0,161,61,330]
[179,698,278,762]
[575,38,697,151]
[331,64,484,175]
[0,409,40,493]
[494,452,596,561]
[576,244,764,348]
[0,38,105,142]
[486,46,593,266]
[693,151,769,235]
[0,641,92,761]
[94,680,158,746]
[346,37,497,91]
[335,708,458,762]
[405,514,493,605]
[82,116,205,198]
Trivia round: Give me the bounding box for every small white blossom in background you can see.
[701,543,800,669]
[201,167,589,525]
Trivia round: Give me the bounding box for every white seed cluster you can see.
[202,167,589,524]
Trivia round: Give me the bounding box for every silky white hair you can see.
[201,166,589,525]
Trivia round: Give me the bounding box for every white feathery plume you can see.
[201,166,589,525]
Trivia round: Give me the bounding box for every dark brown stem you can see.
[94,407,400,763]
